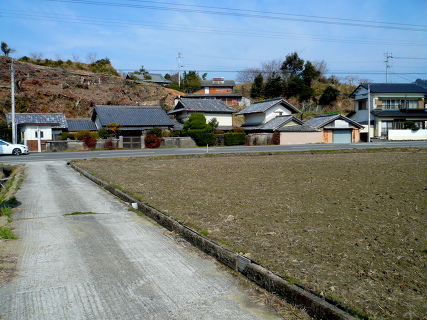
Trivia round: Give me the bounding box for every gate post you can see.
[118,135,123,149]
[141,134,146,149]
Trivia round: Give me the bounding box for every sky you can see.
[1,0,427,84]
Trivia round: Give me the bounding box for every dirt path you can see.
[0,162,280,320]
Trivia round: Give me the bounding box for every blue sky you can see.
[1,0,426,83]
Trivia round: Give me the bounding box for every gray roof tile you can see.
[67,118,97,131]
[237,98,300,115]
[242,115,304,131]
[168,99,237,114]
[351,83,427,97]
[93,105,175,128]
[6,113,68,129]
[305,114,363,129]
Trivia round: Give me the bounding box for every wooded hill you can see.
[0,56,183,122]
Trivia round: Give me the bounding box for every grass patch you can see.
[0,226,17,239]
[73,149,427,320]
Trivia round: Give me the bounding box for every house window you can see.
[35,131,44,138]
[358,100,367,110]
[382,99,418,110]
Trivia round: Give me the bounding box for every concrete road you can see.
[1,140,427,164]
[0,162,280,320]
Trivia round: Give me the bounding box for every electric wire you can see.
[2,9,424,47]
[44,0,427,32]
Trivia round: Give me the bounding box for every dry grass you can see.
[74,149,427,320]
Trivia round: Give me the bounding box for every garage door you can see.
[123,136,141,149]
[333,130,352,143]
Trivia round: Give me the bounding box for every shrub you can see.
[98,128,110,139]
[75,130,91,141]
[104,139,117,150]
[60,132,69,140]
[214,129,224,134]
[82,134,97,149]
[188,130,215,146]
[224,131,246,146]
[147,128,162,137]
[145,134,163,148]
[272,132,280,145]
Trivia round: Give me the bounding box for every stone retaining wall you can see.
[70,162,360,320]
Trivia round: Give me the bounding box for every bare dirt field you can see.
[74,149,427,320]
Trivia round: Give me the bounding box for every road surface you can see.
[0,162,280,319]
[1,140,426,164]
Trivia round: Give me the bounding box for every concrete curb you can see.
[70,162,361,320]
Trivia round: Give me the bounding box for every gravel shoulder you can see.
[0,161,285,320]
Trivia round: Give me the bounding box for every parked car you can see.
[0,139,29,155]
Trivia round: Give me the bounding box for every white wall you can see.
[280,132,322,145]
[388,129,427,141]
[205,114,233,126]
[264,106,292,123]
[22,125,53,144]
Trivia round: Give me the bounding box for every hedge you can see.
[224,132,246,146]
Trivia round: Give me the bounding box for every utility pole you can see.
[367,84,371,143]
[10,59,16,144]
[177,52,183,88]
[384,52,393,83]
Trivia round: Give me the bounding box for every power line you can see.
[44,0,427,32]
[2,10,425,48]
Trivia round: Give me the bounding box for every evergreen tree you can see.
[319,86,340,106]
[301,61,321,86]
[181,71,201,93]
[1,42,15,57]
[264,72,284,99]
[250,73,264,99]
[285,77,313,102]
[281,52,304,78]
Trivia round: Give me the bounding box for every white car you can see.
[0,139,29,155]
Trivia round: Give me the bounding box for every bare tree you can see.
[312,60,328,78]
[86,52,97,63]
[260,58,283,78]
[236,67,262,83]
[30,52,44,60]
[55,54,63,61]
[72,53,81,62]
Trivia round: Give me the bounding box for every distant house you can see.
[305,114,364,143]
[348,83,427,140]
[92,105,175,148]
[183,78,249,107]
[127,73,171,86]
[168,98,238,130]
[66,118,97,133]
[6,113,68,151]
[237,98,300,129]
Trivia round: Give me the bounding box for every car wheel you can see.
[12,148,22,156]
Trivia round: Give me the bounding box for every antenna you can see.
[177,53,183,87]
[384,52,393,83]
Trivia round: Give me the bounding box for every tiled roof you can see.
[128,73,171,84]
[242,115,303,131]
[184,93,243,98]
[371,109,427,117]
[168,98,237,114]
[276,123,320,132]
[67,118,97,131]
[93,105,175,128]
[305,114,363,129]
[6,113,68,129]
[237,98,300,115]
[201,79,235,87]
[351,83,427,97]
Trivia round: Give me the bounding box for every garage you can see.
[333,130,352,143]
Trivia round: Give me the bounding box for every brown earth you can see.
[74,149,427,320]
[0,56,183,121]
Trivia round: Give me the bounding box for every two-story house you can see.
[182,78,249,107]
[349,83,427,140]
